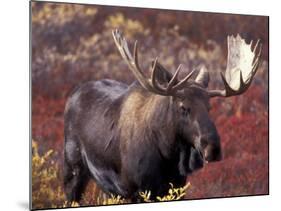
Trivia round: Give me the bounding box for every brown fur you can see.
[118,88,176,155]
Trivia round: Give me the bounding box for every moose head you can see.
[112,29,261,173]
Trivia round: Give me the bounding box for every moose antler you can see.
[208,35,262,97]
[112,29,196,96]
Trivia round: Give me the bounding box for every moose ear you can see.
[151,61,173,84]
[195,65,209,88]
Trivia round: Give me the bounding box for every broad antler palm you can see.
[207,34,262,97]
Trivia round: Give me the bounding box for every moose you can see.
[63,29,262,202]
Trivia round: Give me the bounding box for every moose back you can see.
[63,29,262,202]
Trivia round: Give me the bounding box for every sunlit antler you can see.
[208,35,262,97]
[112,29,196,96]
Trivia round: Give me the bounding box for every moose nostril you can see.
[204,145,222,162]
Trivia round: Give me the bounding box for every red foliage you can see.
[32,95,66,153]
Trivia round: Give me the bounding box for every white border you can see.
[0,0,279,211]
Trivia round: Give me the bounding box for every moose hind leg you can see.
[64,139,89,203]
[64,162,89,203]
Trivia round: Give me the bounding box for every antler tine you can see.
[134,40,167,93]
[253,39,261,54]
[112,29,197,97]
[249,40,253,47]
[113,30,133,68]
[250,43,262,77]
[208,35,262,98]
[133,40,142,74]
[243,39,262,85]
[253,43,262,68]
[220,71,234,95]
[166,64,182,93]
[172,68,197,91]
[151,58,158,86]
[150,58,168,93]
[112,29,156,93]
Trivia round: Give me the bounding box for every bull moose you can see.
[63,29,262,202]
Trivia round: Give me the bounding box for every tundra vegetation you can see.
[31,2,268,209]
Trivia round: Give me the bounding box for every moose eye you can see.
[180,106,191,116]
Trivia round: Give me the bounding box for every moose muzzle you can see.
[204,143,222,162]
